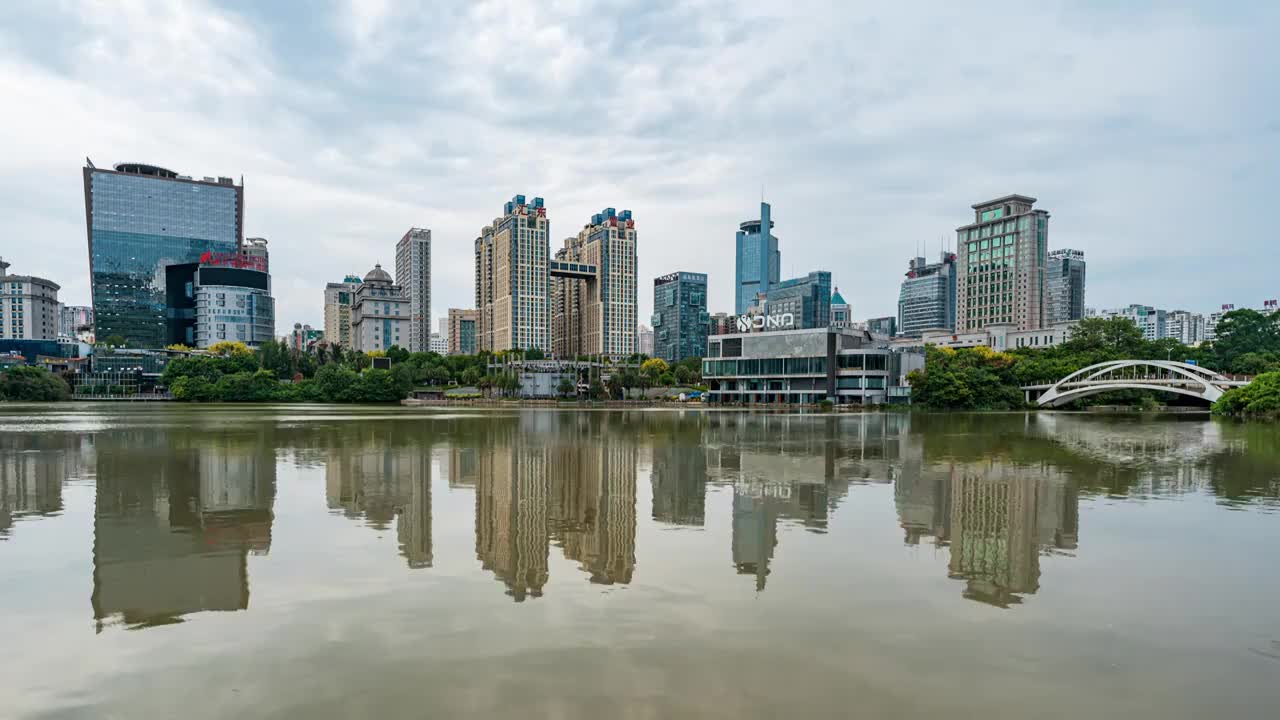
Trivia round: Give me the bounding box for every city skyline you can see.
[2,3,1277,335]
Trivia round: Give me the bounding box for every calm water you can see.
[1,406,1278,719]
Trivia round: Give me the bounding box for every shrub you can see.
[1213,371,1280,419]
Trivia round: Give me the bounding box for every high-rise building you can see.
[447,308,478,355]
[0,258,59,341]
[240,237,269,270]
[735,202,781,315]
[395,228,431,352]
[164,258,274,348]
[550,208,638,358]
[289,323,323,351]
[636,324,654,356]
[1166,310,1205,346]
[763,271,831,329]
[830,289,851,328]
[475,195,550,353]
[897,252,958,336]
[652,271,708,363]
[709,312,735,336]
[83,161,243,347]
[58,304,94,340]
[351,264,409,352]
[1045,249,1086,326]
[1099,304,1167,341]
[955,195,1050,332]
[323,276,361,349]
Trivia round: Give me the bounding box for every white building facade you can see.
[395,228,431,352]
[0,259,60,341]
[351,264,410,353]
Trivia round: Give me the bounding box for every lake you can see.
[1,405,1278,719]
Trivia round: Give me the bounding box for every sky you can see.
[2,0,1277,334]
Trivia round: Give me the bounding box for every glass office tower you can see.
[652,271,709,363]
[734,202,780,315]
[84,162,243,347]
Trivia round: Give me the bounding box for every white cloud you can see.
[0,0,1276,339]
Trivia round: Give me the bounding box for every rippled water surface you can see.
[1,405,1278,719]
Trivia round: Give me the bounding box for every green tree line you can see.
[909,310,1280,411]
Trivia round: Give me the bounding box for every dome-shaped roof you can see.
[364,263,392,284]
[831,287,848,305]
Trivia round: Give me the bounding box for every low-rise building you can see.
[702,326,923,405]
[867,316,898,337]
[892,321,1078,352]
[429,333,447,354]
[1097,304,1165,341]
[165,259,275,349]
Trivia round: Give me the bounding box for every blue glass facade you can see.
[652,272,708,363]
[85,166,241,347]
[764,271,831,329]
[734,202,780,314]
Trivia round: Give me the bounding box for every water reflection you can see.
[91,429,275,630]
[325,427,433,568]
[0,408,1276,633]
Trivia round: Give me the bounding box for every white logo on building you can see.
[735,313,796,332]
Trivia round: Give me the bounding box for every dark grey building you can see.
[897,252,957,337]
[1046,249,1086,325]
[652,272,708,362]
[867,316,898,337]
[702,326,923,405]
[763,271,831,329]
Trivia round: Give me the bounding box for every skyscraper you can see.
[763,271,831,329]
[550,208,638,358]
[897,252,958,336]
[323,276,362,349]
[652,271,708,363]
[475,195,549,353]
[735,202,780,315]
[956,195,1050,332]
[395,228,431,352]
[83,161,243,347]
[1045,249,1086,325]
[447,308,478,355]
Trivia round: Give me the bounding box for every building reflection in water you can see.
[649,415,707,527]
[470,414,639,600]
[0,434,93,539]
[324,425,432,568]
[703,413,912,590]
[91,429,276,631]
[895,457,1079,608]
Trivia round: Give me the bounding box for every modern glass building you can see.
[734,202,780,314]
[897,252,958,337]
[1045,249,1086,325]
[763,271,831,329]
[867,316,898,337]
[652,271,709,363]
[83,162,242,347]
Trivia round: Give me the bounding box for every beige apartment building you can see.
[955,195,1050,332]
[474,195,550,353]
[549,208,638,358]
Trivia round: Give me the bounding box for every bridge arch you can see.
[1033,360,1236,408]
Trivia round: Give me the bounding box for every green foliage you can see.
[909,346,1026,410]
[1213,371,1280,419]
[658,371,675,386]
[524,347,546,360]
[556,377,575,397]
[100,334,127,348]
[1209,310,1280,373]
[0,366,71,401]
[589,379,606,400]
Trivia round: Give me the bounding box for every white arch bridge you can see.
[1023,360,1251,407]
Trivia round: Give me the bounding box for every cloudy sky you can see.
[2,0,1277,332]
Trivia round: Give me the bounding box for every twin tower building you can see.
[475,195,638,357]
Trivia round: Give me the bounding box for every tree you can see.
[477,375,494,398]
[606,373,624,400]
[525,347,546,360]
[353,368,405,402]
[385,345,410,364]
[674,364,693,386]
[314,364,359,402]
[427,366,452,386]
[100,335,127,348]
[589,379,606,400]
[207,340,253,357]
[0,366,70,401]
[557,377,575,398]
[658,371,675,386]
[461,367,481,387]
[1213,371,1280,419]
[1211,309,1280,372]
